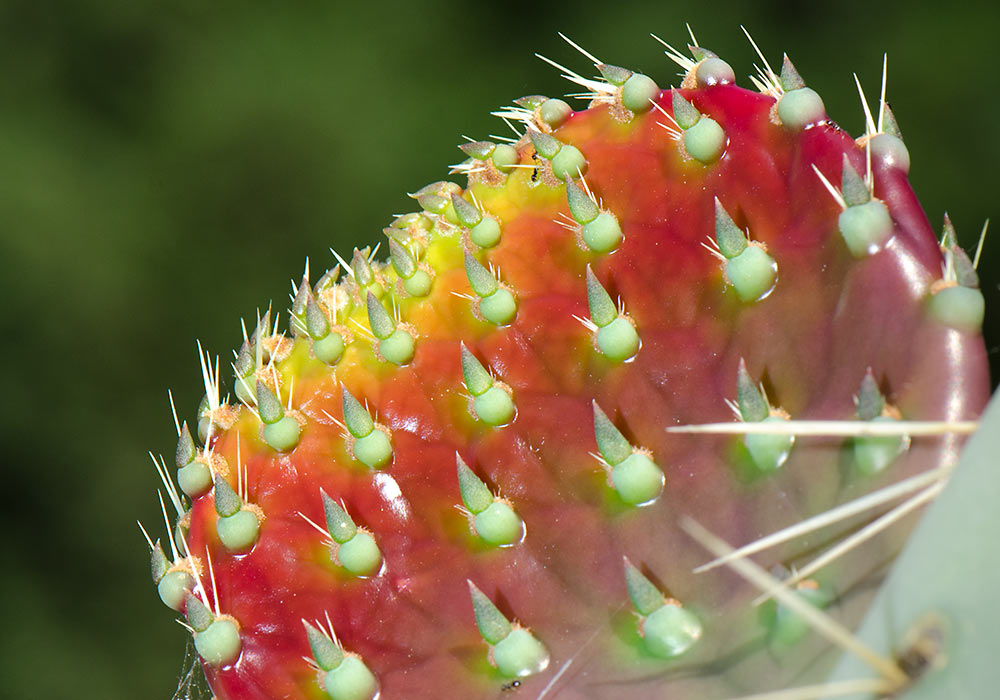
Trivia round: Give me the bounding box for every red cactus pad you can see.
[148,38,990,700]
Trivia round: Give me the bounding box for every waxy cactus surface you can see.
[144,32,991,700]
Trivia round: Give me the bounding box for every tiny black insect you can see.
[500,679,522,692]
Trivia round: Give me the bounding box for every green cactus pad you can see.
[684,116,726,164]
[595,315,640,361]
[581,211,624,253]
[760,583,831,649]
[263,415,301,452]
[491,143,518,172]
[539,98,572,128]
[216,509,260,552]
[777,87,825,129]
[194,618,242,667]
[621,73,659,113]
[469,216,502,248]
[472,385,515,426]
[743,416,795,473]
[695,57,735,87]
[725,244,778,302]
[177,459,213,498]
[478,287,517,326]
[336,531,382,576]
[313,331,346,365]
[156,569,195,612]
[870,132,910,173]
[641,603,703,659]
[401,268,433,297]
[378,328,415,366]
[550,144,587,180]
[853,417,908,476]
[928,284,986,332]
[322,656,378,700]
[610,451,664,505]
[473,500,524,546]
[826,393,1000,698]
[351,428,392,469]
[492,627,550,678]
[838,199,894,257]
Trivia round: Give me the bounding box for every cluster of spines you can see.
[668,90,728,164]
[708,199,778,303]
[340,387,394,469]
[564,178,624,254]
[460,344,516,426]
[319,491,384,576]
[467,581,550,678]
[928,214,987,333]
[149,538,196,612]
[456,453,524,546]
[773,55,827,130]
[581,265,639,361]
[175,421,214,498]
[304,619,379,700]
[212,470,261,553]
[463,251,518,326]
[141,30,990,699]
[853,369,910,476]
[735,359,794,473]
[592,402,664,505]
[186,592,243,667]
[811,155,895,258]
[623,558,703,658]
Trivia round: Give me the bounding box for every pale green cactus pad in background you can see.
[824,391,1000,699]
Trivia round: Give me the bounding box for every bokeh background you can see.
[2,1,998,698]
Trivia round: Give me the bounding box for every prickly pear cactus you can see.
[143,30,991,700]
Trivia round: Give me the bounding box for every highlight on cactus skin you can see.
[140,26,993,700]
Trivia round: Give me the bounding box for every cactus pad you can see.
[144,32,990,700]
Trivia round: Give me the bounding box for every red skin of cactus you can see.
[173,74,989,700]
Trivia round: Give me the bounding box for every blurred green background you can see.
[1,1,997,698]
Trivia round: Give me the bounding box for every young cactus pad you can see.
[144,31,990,700]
